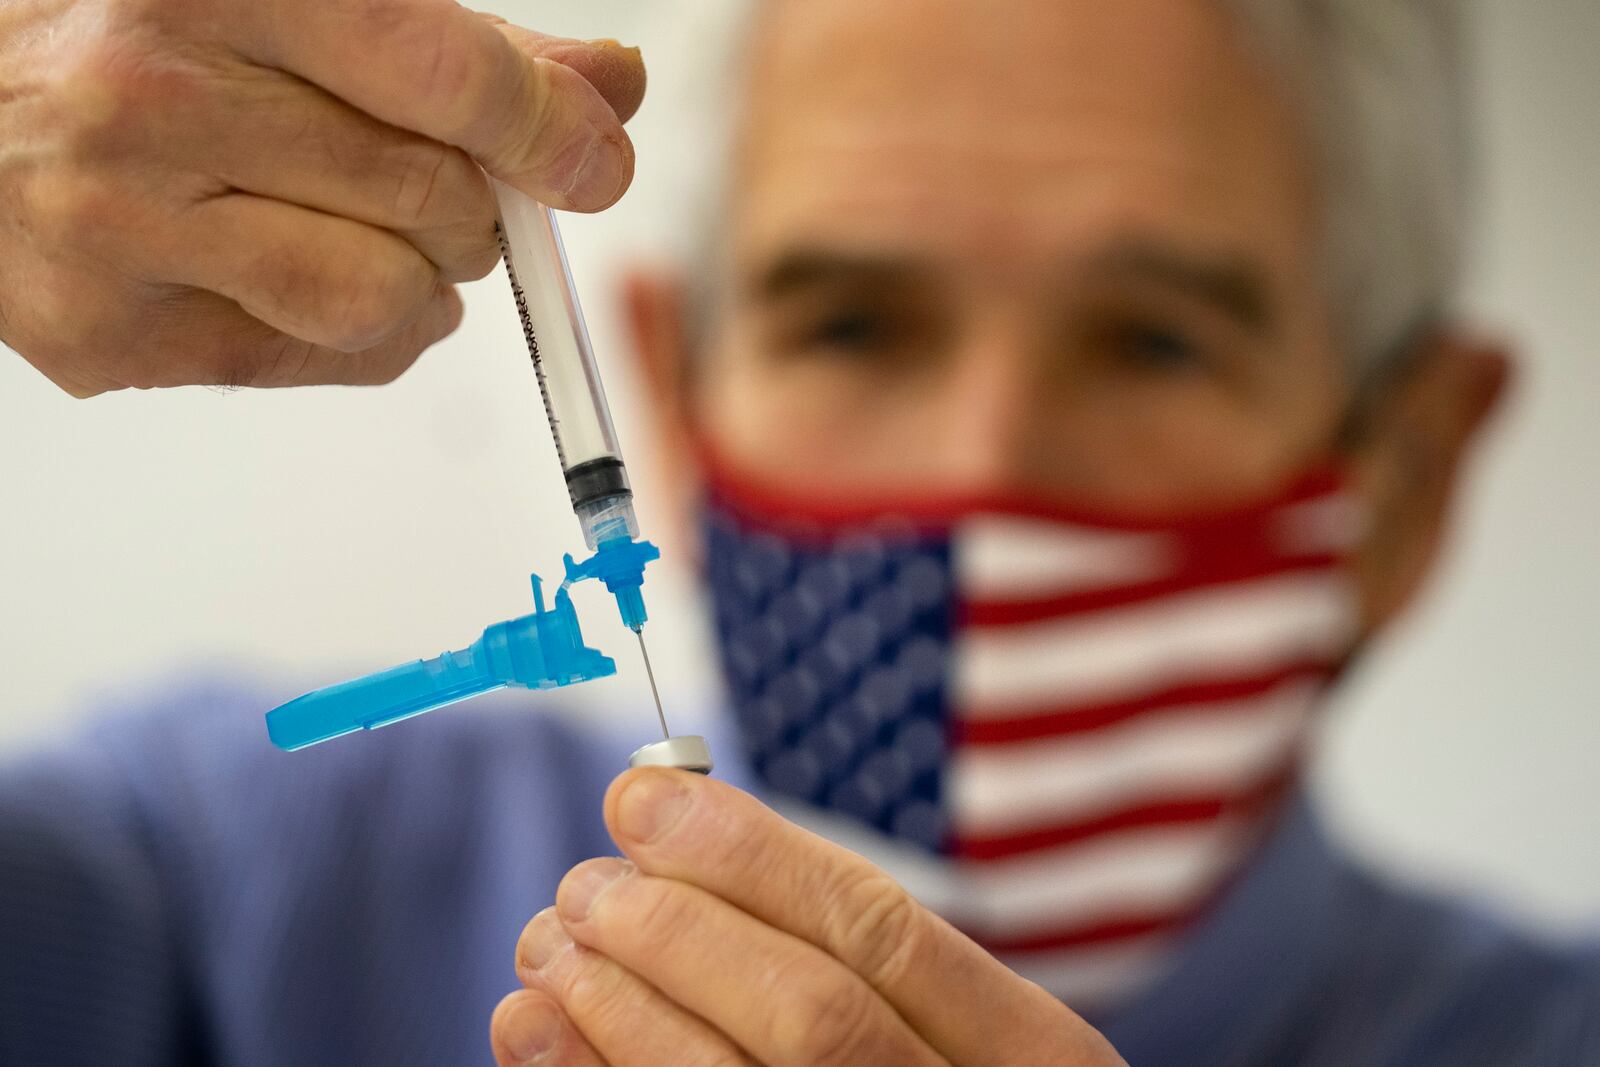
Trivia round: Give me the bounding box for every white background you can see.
[1,1,1596,931]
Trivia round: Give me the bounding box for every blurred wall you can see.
[1,1,1595,928]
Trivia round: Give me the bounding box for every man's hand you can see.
[0,0,645,395]
[491,769,1127,1066]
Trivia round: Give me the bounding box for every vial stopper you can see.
[628,736,714,775]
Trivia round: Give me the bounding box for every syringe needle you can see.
[634,628,670,740]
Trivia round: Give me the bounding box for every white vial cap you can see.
[629,736,714,774]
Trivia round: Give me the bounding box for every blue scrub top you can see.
[1,677,1596,1065]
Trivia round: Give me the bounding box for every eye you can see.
[807,308,892,353]
[1117,322,1205,372]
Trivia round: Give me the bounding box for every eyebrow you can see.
[748,240,1274,332]
[751,250,939,302]
[1084,242,1275,334]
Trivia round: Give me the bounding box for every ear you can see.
[620,266,703,545]
[1346,328,1514,630]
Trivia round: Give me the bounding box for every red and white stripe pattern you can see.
[940,481,1361,1007]
[703,448,1363,1010]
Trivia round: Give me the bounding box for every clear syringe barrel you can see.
[492,179,639,549]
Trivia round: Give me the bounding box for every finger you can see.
[229,0,636,210]
[155,192,442,353]
[603,770,1111,1065]
[475,19,647,124]
[490,988,606,1067]
[554,859,942,1067]
[222,285,464,388]
[121,286,461,389]
[154,66,499,282]
[516,906,753,1067]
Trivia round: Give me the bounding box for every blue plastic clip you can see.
[564,536,661,631]
[266,575,614,751]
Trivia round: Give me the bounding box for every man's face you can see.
[695,0,1346,515]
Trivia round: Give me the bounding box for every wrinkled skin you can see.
[0,0,645,394]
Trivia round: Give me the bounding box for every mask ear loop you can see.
[1324,310,1445,678]
[1334,310,1445,451]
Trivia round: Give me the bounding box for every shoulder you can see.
[0,673,642,1064]
[1105,798,1600,1067]
[1326,861,1600,1064]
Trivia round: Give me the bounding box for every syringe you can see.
[492,181,639,554]
[492,181,711,773]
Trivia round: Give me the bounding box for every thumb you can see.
[478,16,648,124]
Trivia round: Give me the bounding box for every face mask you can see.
[701,452,1365,1010]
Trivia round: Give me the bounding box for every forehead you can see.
[733,0,1318,277]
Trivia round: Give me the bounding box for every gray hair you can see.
[627,0,1473,373]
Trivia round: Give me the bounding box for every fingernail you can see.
[558,856,634,923]
[505,997,562,1062]
[519,909,574,974]
[556,130,626,208]
[616,771,691,844]
[585,37,641,52]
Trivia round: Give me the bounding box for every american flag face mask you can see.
[703,456,1365,1008]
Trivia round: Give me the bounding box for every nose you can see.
[921,324,1061,494]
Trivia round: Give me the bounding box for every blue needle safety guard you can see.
[265,539,656,752]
